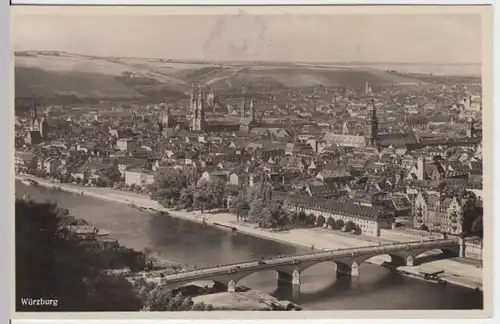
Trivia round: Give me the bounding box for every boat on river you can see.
[21,179,38,186]
[400,269,447,284]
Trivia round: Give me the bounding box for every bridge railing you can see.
[164,239,459,278]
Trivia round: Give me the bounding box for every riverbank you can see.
[192,290,301,311]
[16,174,483,291]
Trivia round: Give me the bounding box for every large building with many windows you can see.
[276,192,392,237]
[412,191,479,235]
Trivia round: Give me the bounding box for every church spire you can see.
[249,100,255,121]
[240,99,246,117]
[31,90,38,119]
[366,98,378,147]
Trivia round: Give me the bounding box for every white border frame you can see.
[3,1,498,324]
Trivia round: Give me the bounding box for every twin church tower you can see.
[187,84,257,133]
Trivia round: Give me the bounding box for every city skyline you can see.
[12,7,482,64]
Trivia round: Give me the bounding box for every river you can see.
[16,182,483,310]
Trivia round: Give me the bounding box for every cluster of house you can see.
[15,84,483,238]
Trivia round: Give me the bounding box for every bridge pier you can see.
[276,269,301,286]
[336,262,359,277]
[292,269,301,285]
[459,238,465,258]
[212,281,228,292]
[351,261,359,276]
[276,271,292,286]
[227,279,236,293]
[406,255,415,267]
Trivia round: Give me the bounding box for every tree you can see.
[298,210,307,227]
[147,286,175,311]
[344,220,356,232]
[230,190,251,222]
[15,199,142,311]
[150,167,198,203]
[267,200,288,231]
[326,216,335,229]
[316,215,326,228]
[85,274,143,311]
[306,213,316,227]
[208,179,227,210]
[146,286,211,311]
[180,296,194,311]
[334,219,345,230]
[248,199,269,227]
[288,211,298,226]
[192,301,206,311]
[471,216,483,237]
[194,179,211,213]
[179,185,196,210]
[166,292,186,310]
[154,187,179,207]
[103,166,122,184]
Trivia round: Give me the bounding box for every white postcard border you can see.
[2,0,498,323]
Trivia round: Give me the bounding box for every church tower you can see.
[161,104,171,127]
[189,84,206,132]
[366,99,378,147]
[240,99,257,133]
[240,99,246,117]
[365,80,372,95]
[207,88,216,114]
[342,121,349,135]
[466,117,475,138]
[249,100,255,122]
[29,90,48,139]
[29,90,39,128]
[39,113,49,139]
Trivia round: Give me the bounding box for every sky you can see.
[11,8,483,64]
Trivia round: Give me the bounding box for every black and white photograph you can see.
[10,4,492,317]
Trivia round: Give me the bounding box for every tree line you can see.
[149,167,364,234]
[16,198,213,311]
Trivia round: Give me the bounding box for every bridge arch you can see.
[413,246,459,264]
[233,268,287,289]
[354,244,460,268]
[292,259,358,277]
[356,253,406,267]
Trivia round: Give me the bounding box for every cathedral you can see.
[27,91,48,142]
[175,84,260,133]
[239,99,259,132]
[188,84,207,132]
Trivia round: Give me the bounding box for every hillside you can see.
[15,67,144,98]
[14,52,473,102]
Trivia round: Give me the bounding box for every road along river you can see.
[16,181,483,310]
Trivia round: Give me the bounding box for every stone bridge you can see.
[161,239,462,292]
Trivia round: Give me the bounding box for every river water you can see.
[16,182,483,310]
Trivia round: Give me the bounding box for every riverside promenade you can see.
[16,174,483,290]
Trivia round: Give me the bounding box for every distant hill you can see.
[14,52,480,104]
[15,67,144,98]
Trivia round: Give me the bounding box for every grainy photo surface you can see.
[10,5,492,318]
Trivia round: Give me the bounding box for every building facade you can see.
[412,191,477,235]
[116,138,137,152]
[277,193,392,237]
[124,169,155,187]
